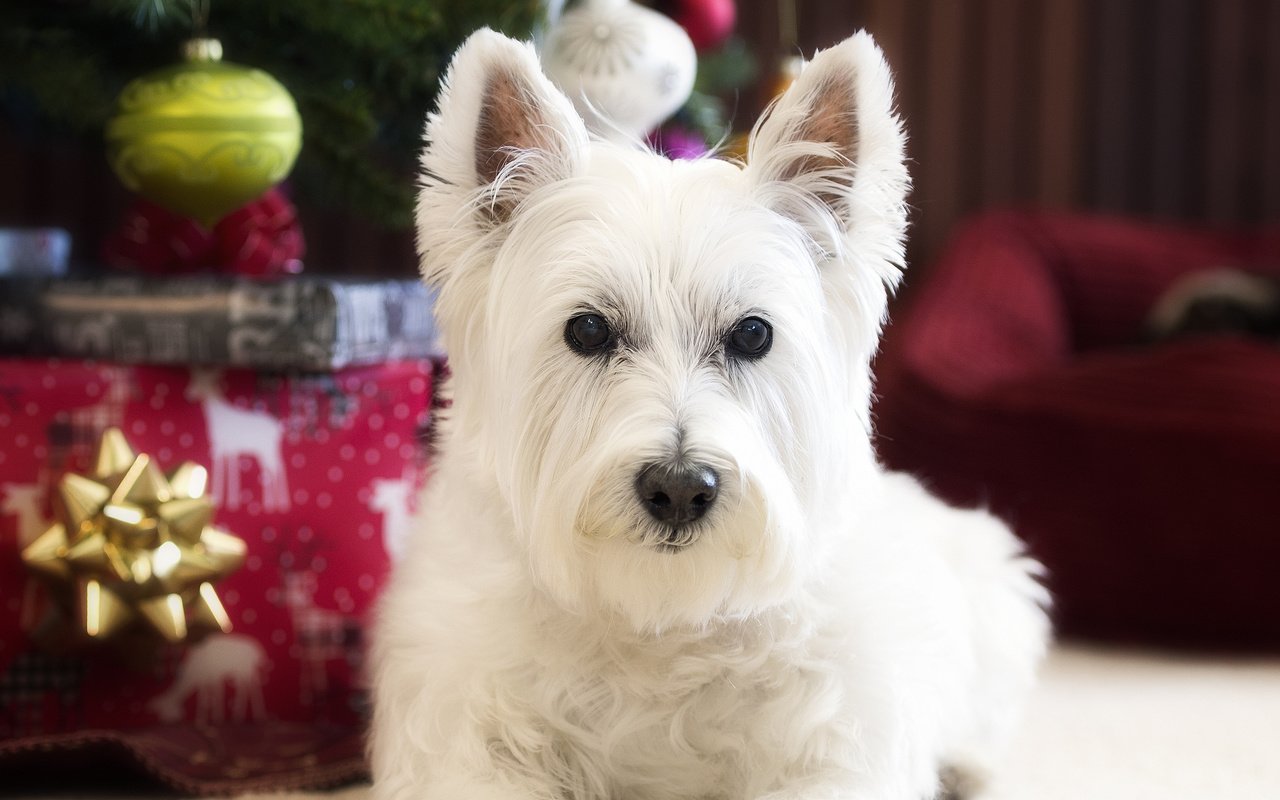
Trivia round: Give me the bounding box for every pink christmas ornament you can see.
[674,0,736,51]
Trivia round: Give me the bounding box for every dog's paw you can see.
[934,763,989,800]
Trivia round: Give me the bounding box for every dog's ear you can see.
[417,28,588,284]
[745,32,908,273]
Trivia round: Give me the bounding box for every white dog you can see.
[372,28,1049,800]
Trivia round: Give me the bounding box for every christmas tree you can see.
[0,0,544,227]
[1,1,753,229]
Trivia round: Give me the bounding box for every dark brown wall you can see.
[737,0,1280,274]
[3,1,1277,278]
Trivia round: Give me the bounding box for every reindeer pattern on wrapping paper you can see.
[0,482,49,633]
[0,483,44,548]
[369,471,417,563]
[187,369,290,513]
[282,568,363,709]
[148,633,269,724]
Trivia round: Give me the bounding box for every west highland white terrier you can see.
[372,28,1049,800]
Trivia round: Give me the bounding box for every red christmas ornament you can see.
[673,0,736,51]
[102,188,305,276]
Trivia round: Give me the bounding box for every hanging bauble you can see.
[105,39,302,228]
[648,124,710,160]
[673,0,736,51]
[542,0,697,143]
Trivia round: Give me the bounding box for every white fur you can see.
[372,29,1050,800]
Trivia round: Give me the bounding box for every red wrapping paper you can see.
[0,359,435,741]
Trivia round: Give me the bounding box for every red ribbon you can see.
[102,188,305,276]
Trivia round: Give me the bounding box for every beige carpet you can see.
[21,644,1280,799]
[294,645,1280,800]
[987,643,1280,800]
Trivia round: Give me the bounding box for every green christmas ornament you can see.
[105,39,302,227]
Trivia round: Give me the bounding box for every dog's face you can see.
[419,30,908,631]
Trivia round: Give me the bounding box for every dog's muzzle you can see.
[634,461,719,542]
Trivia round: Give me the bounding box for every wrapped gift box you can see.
[0,276,441,369]
[0,358,435,746]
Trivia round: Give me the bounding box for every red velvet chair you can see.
[874,211,1280,649]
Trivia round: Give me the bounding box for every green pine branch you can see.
[1,0,542,228]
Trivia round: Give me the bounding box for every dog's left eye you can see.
[565,313,614,354]
[726,316,773,359]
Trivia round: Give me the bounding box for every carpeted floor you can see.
[987,643,1280,800]
[15,644,1280,800]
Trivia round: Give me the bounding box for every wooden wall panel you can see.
[1265,1,1280,219]
[914,1,972,262]
[978,0,1030,205]
[738,0,1278,278]
[1205,0,1249,221]
[1036,0,1085,208]
[1144,0,1200,218]
[1090,0,1138,214]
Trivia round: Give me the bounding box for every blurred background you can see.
[1,1,1279,793]
[740,0,1280,272]
[4,0,1276,280]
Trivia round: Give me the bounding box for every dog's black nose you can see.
[635,462,719,528]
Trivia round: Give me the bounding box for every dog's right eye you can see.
[565,313,613,354]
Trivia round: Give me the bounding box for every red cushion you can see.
[875,211,1280,648]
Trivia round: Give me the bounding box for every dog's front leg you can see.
[370,682,566,800]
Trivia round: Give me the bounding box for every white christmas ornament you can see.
[541,0,697,142]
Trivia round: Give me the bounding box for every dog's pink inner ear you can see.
[476,71,530,184]
[777,75,860,215]
[474,68,555,219]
